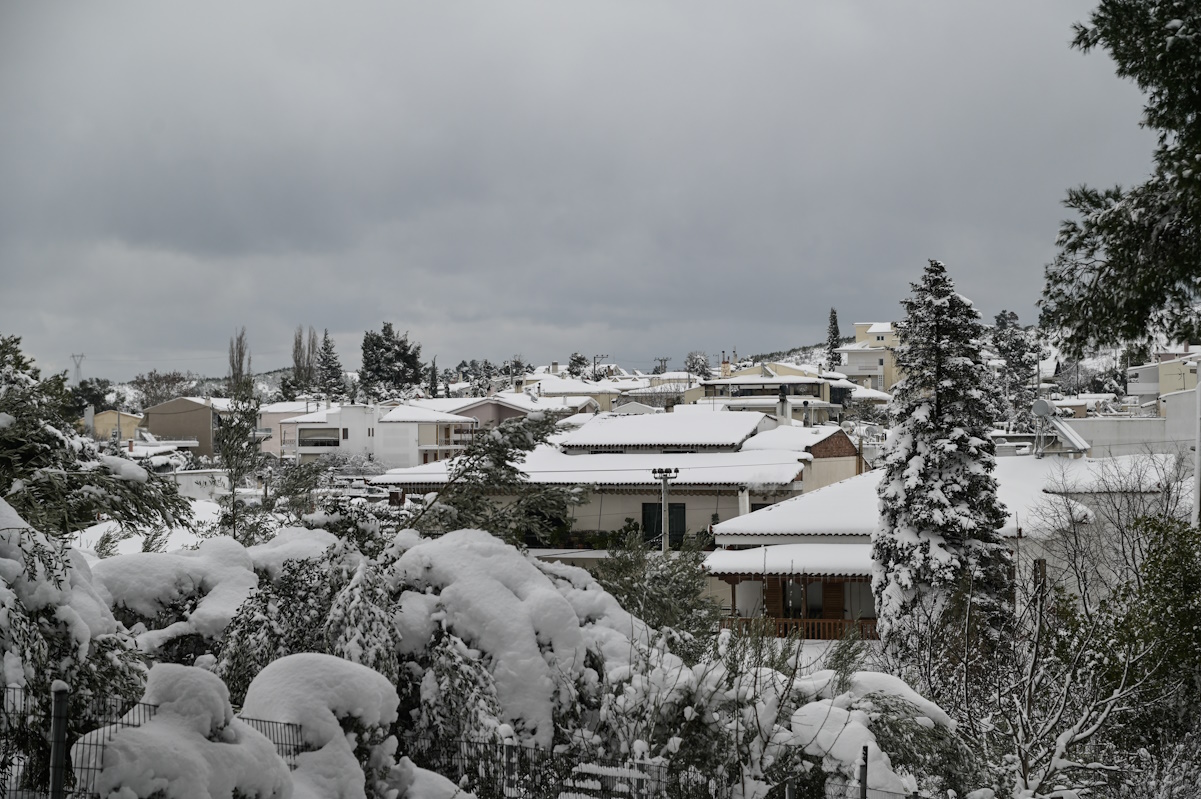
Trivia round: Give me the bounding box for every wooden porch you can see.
[719,616,878,640]
[717,573,878,640]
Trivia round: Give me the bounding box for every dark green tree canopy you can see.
[1040,0,1201,357]
[359,323,423,400]
[0,334,191,536]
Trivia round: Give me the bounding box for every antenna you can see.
[70,354,85,385]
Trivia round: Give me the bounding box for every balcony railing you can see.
[297,439,340,448]
[719,616,878,640]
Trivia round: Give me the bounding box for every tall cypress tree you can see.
[872,260,1010,648]
[824,308,842,370]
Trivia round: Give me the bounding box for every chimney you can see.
[777,385,791,426]
[551,361,559,373]
[721,351,731,379]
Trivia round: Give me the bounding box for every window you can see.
[641,503,686,546]
[878,358,884,366]
[342,428,349,440]
[876,335,885,341]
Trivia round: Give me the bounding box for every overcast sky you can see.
[0,2,1156,382]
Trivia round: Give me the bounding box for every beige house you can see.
[78,409,144,443]
[836,322,899,392]
[141,397,232,458]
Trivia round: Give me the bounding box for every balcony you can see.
[297,438,340,448]
[1125,382,1159,396]
[719,616,877,640]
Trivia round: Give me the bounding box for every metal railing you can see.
[0,686,306,798]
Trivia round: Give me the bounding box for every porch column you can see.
[730,580,737,617]
[737,486,750,517]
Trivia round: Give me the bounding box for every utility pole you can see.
[1192,361,1200,528]
[70,353,85,385]
[651,467,678,554]
[592,353,609,380]
[653,356,670,374]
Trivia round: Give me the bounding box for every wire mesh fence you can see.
[0,686,306,798]
[404,737,733,799]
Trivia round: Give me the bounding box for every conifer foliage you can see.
[359,323,423,401]
[871,261,1010,646]
[316,329,347,400]
[825,307,842,370]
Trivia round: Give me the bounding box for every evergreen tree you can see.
[325,560,399,684]
[0,334,191,537]
[567,352,589,378]
[128,369,199,410]
[316,329,346,400]
[684,351,712,379]
[872,261,1011,649]
[1040,0,1201,356]
[825,307,843,370]
[427,357,438,397]
[991,311,1042,432]
[358,323,423,401]
[281,325,319,400]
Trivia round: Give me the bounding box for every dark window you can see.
[751,503,772,511]
[342,428,349,440]
[641,503,686,547]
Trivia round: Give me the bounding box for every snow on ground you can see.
[73,498,221,557]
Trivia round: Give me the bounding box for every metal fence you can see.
[0,686,306,798]
[404,737,733,799]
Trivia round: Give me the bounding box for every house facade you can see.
[141,397,232,458]
[836,322,899,392]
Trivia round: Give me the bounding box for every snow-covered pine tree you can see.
[0,334,191,537]
[358,323,423,401]
[567,352,588,378]
[684,351,711,379]
[872,260,1011,649]
[324,560,399,684]
[991,311,1041,432]
[214,334,270,545]
[825,307,842,370]
[315,329,346,400]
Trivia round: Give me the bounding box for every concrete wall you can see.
[803,456,859,492]
[377,422,421,468]
[1063,417,1171,457]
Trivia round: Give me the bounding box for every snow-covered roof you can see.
[851,386,892,402]
[559,411,768,450]
[259,401,321,415]
[741,424,851,453]
[378,405,476,424]
[371,445,806,489]
[705,543,872,577]
[521,375,625,395]
[280,408,336,424]
[713,455,1166,541]
[865,322,894,334]
[835,341,886,352]
[702,375,824,386]
[494,391,601,412]
[177,397,233,412]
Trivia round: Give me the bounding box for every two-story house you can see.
[835,322,899,392]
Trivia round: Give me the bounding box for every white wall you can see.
[1064,417,1170,457]
[376,422,421,468]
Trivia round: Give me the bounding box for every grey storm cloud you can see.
[0,1,1156,380]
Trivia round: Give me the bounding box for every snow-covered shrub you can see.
[74,664,291,799]
[326,559,399,684]
[303,494,411,559]
[0,498,146,792]
[241,653,446,799]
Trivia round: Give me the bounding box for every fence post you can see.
[49,682,69,799]
[784,778,796,799]
[858,744,868,799]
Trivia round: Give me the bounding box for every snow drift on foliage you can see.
[74,664,291,799]
[242,653,467,799]
[89,527,338,653]
[0,498,122,686]
[389,528,649,747]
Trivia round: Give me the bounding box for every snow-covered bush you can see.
[242,653,464,799]
[0,498,146,792]
[74,664,291,799]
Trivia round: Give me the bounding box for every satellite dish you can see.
[839,421,855,433]
[1032,399,1053,418]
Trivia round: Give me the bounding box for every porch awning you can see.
[705,543,872,578]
